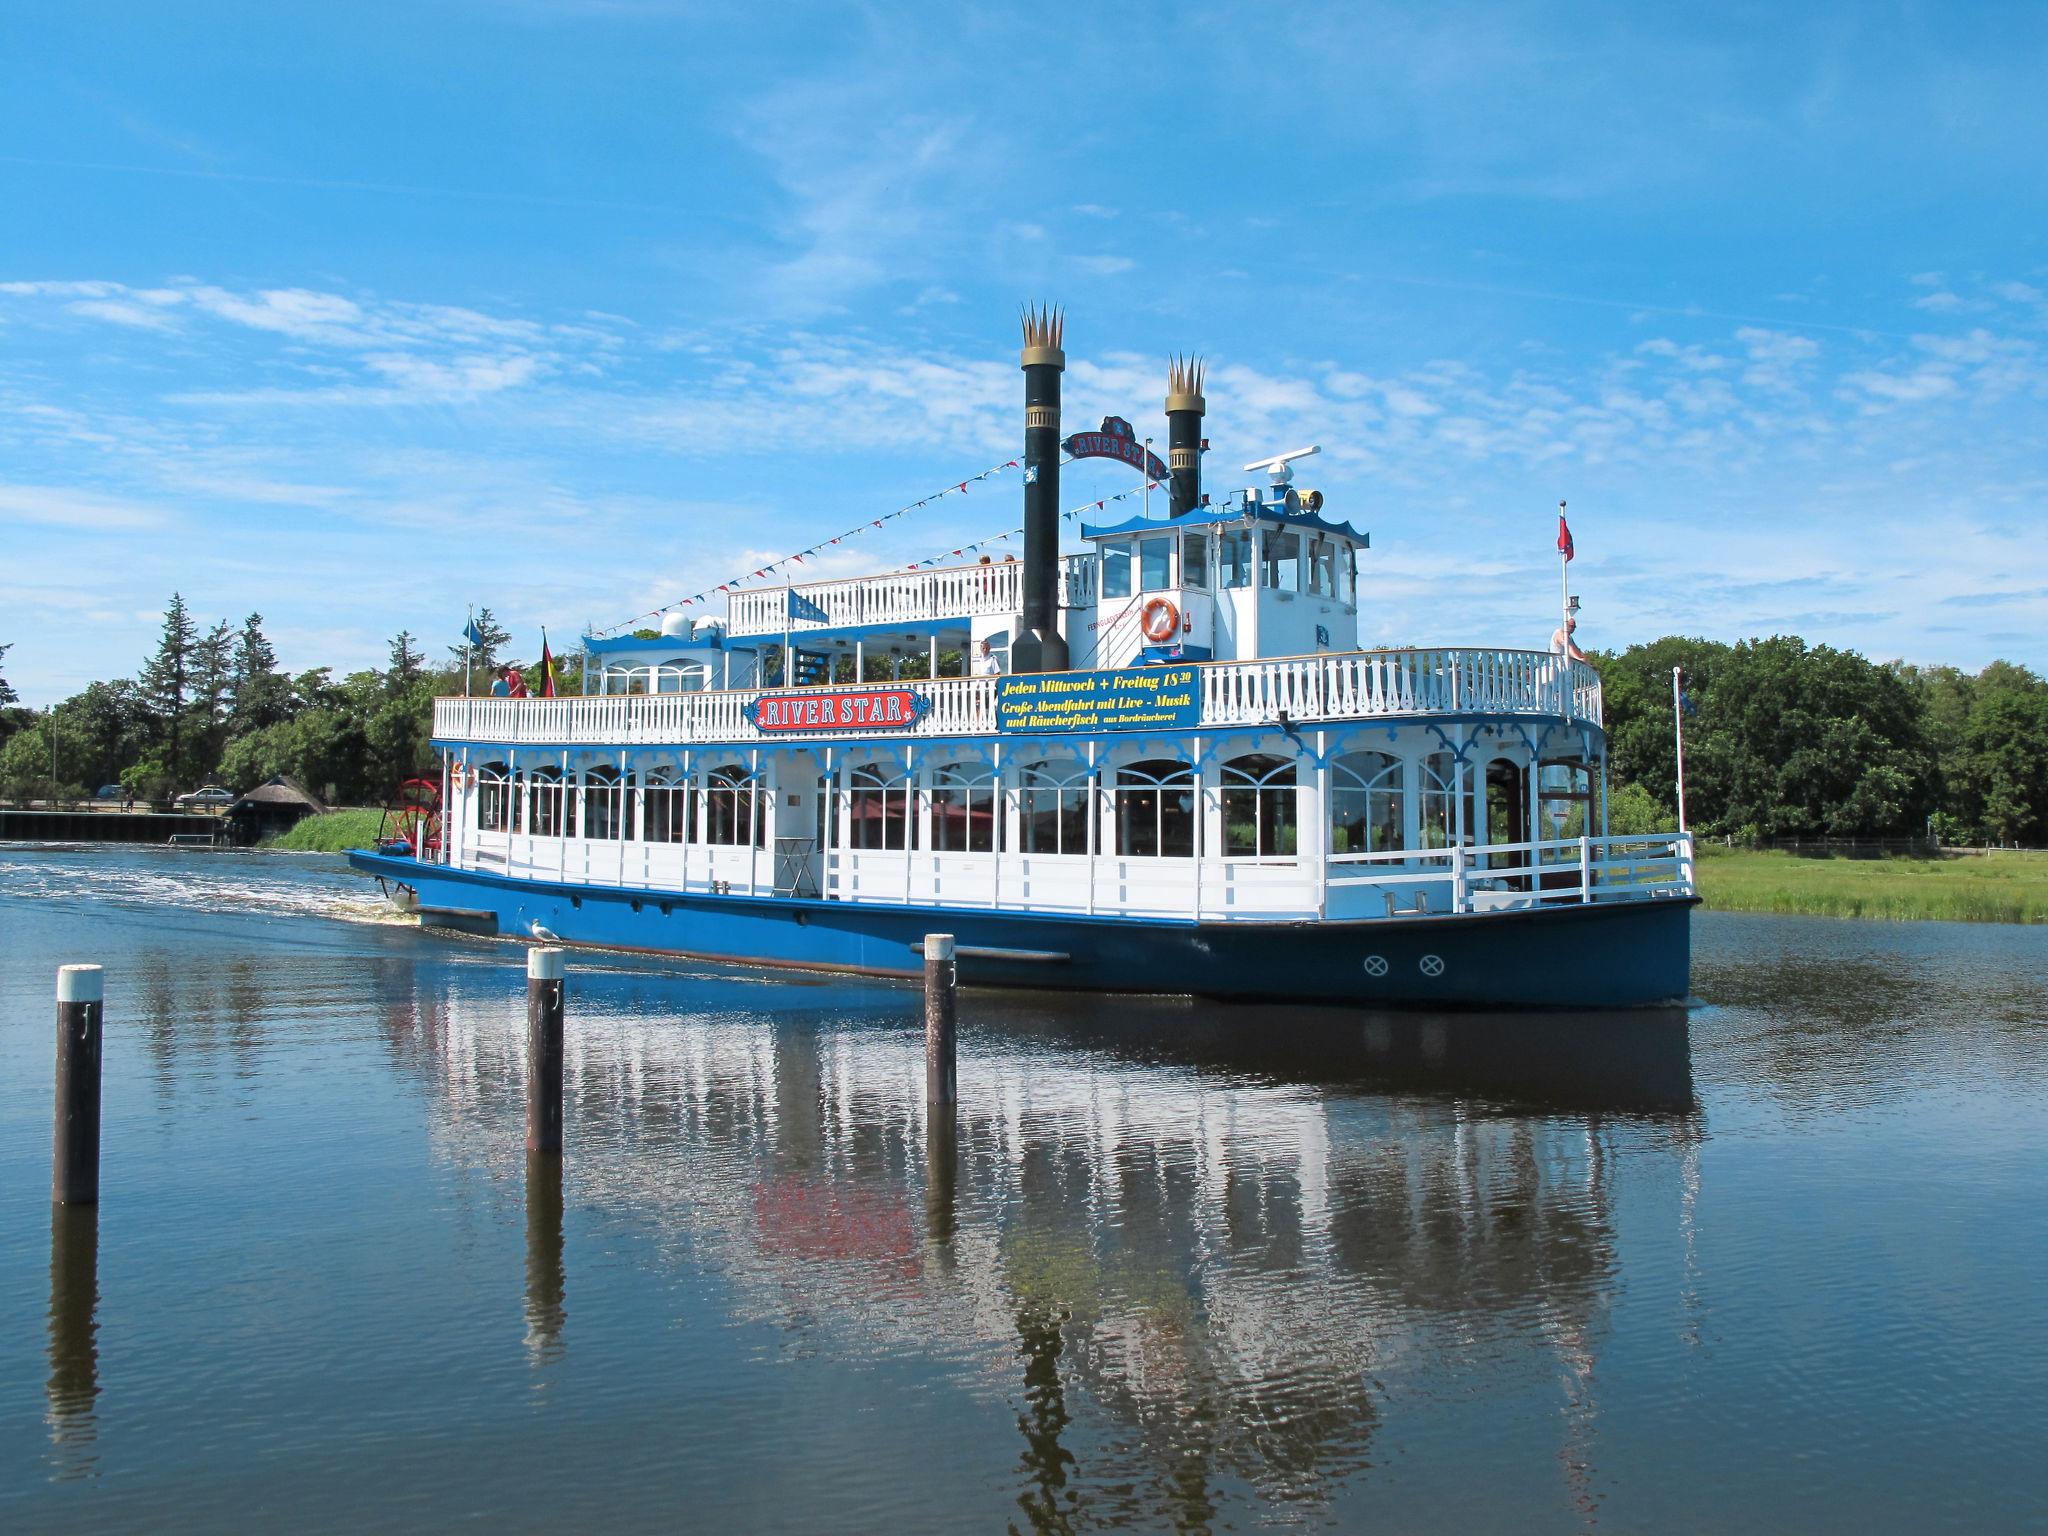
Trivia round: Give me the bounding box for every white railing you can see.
[727,562,1025,637]
[433,648,1603,747]
[1324,832,1694,914]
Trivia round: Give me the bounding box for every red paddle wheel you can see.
[377,777,443,858]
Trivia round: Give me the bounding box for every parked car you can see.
[96,784,125,800]
[175,787,235,809]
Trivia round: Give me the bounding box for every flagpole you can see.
[1558,500,1569,646]
[1672,665,1689,833]
[465,604,474,698]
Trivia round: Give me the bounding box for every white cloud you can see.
[0,484,169,530]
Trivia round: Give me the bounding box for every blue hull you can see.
[347,850,1694,1009]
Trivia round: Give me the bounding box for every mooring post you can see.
[525,947,565,1154]
[924,933,957,1108]
[53,965,104,1206]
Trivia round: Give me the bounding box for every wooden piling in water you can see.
[525,947,565,1154]
[924,933,957,1108]
[52,965,103,1206]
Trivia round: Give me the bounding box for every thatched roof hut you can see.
[227,775,328,841]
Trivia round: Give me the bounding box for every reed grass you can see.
[1695,847,2048,924]
[264,807,388,852]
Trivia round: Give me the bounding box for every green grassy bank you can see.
[264,807,386,852]
[1696,846,2048,924]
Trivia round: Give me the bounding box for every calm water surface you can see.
[1,846,2043,1532]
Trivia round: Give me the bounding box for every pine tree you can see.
[230,613,291,732]
[0,641,16,706]
[387,630,425,692]
[191,620,234,776]
[139,593,198,787]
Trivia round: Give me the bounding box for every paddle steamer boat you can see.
[350,313,1695,1006]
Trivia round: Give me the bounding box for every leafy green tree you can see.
[1955,662,2048,845]
[138,594,197,788]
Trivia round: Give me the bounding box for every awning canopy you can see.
[1080,501,1366,544]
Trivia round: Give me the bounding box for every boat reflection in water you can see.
[384,965,1696,1521]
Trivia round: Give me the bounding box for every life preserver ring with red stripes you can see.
[1140,597,1180,643]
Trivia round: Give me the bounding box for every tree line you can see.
[0,603,578,807]
[2,606,2043,840]
[1597,636,2048,846]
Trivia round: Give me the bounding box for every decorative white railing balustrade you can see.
[727,562,1026,637]
[435,648,1602,747]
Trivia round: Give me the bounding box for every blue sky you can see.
[3,0,2044,704]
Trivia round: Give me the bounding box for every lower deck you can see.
[430,717,1694,924]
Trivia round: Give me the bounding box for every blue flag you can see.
[787,589,830,625]
[463,617,485,647]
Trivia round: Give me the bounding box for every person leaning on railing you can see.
[1550,616,1590,664]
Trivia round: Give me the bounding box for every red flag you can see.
[1557,513,1575,563]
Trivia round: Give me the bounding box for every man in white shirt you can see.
[974,638,1003,676]
[1551,616,1588,663]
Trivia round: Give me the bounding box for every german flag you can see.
[537,629,558,698]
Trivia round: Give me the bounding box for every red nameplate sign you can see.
[747,688,930,733]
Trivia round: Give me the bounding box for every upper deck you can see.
[437,646,1602,748]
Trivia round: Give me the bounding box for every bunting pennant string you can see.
[591,456,1030,635]
[893,480,1163,571]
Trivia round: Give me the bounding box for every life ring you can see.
[1140,597,1180,643]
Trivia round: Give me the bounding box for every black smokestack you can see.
[1012,304,1069,674]
[1166,356,1205,518]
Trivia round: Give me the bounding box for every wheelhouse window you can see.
[585,766,631,840]
[1181,532,1209,590]
[1419,752,1457,850]
[1222,753,1298,858]
[1307,539,1336,598]
[529,766,574,838]
[1331,751,1404,854]
[1101,541,1133,599]
[846,762,914,851]
[1114,758,1196,858]
[645,769,690,843]
[476,762,514,832]
[931,761,999,853]
[705,763,761,847]
[1018,759,1091,855]
[1139,535,1173,592]
[1219,529,1253,589]
[1261,528,1301,591]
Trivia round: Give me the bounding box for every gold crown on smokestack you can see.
[1166,355,1206,415]
[1020,303,1065,368]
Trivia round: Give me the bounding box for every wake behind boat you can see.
[349,311,1695,1006]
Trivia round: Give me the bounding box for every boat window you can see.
[584,766,632,841]
[1262,528,1301,590]
[705,763,761,847]
[1139,536,1173,592]
[1100,541,1133,599]
[645,769,691,843]
[1307,539,1336,597]
[1181,532,1209,590]
[1418,752,1457,850]
[529,766,574,838]
[932,761,999,854]
[1219,530,1253,589]
[476,762,513,833]
[1330,751,1404,854]
[846,762,914,852]
[1018,759,1091,855]
[1342,546,1357,606]
[1114,758,1196,858]
[1222,753,1298,858]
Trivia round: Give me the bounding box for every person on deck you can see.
[490,666,512,698]
[974,638,1003,677]
[505,665,530,698]
[1551,616,1589,664]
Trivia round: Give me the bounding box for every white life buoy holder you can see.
[1140,597,1180,643]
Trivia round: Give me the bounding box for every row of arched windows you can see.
[474,763,762,846]
[475,750,1473,858]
